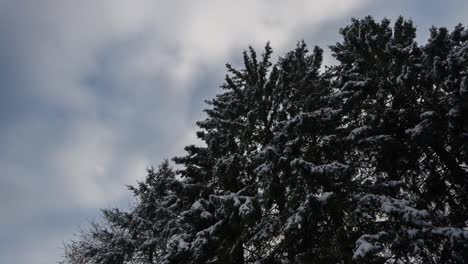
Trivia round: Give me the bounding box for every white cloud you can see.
[122,155,151,186]
[1,0,370,227]
[51,121,120,207]
[100,0,370,87]
[0,0,373,209]
[9,0,369,100]
[1,1,373,263]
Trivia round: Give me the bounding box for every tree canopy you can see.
[62,16,468,264]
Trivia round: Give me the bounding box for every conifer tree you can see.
[62,17,468,264]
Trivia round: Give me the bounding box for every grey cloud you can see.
[3,1,468,263]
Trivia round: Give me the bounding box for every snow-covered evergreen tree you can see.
[62,17,468,264]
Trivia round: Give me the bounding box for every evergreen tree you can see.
[62,17,468,264]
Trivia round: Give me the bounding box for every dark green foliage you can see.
[62,17,468,264]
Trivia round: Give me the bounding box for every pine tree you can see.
[62,17,468,264]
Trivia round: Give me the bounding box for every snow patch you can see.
[317,192,334,203]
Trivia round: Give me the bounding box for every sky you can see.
[1,1,468,263]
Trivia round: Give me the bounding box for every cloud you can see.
[51,121,120,207]
[105,0,370,87]
[16,1,462,264]
[20,0,371,208]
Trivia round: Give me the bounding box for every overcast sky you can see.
[1,1,468,263]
